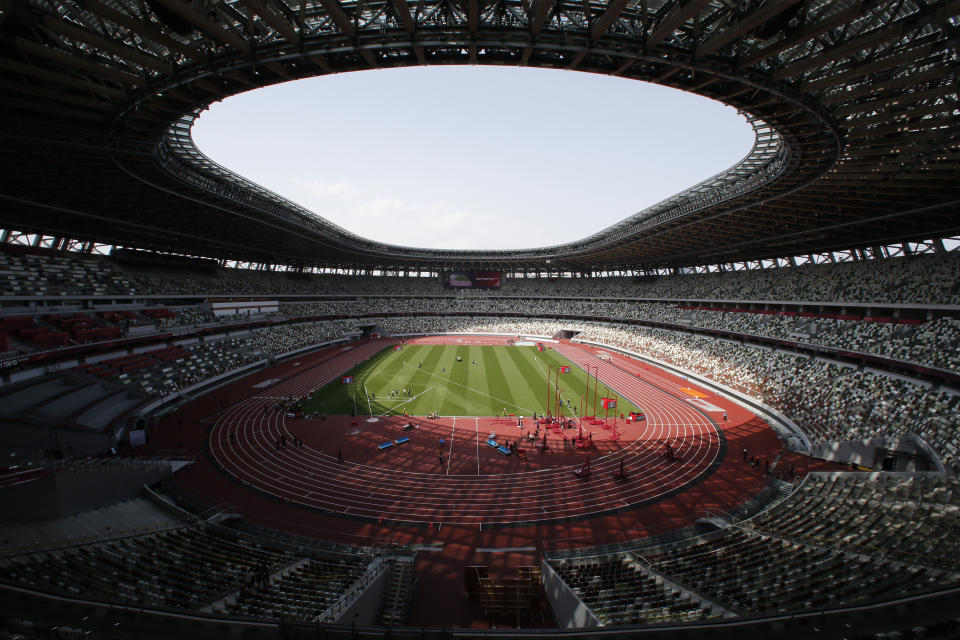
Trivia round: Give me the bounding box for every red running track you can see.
[146,336,835,628]
[207,338,724,526]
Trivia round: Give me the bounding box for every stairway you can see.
[379,555,417,626]
[775,479,795,500]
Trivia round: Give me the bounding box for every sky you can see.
[192,66,755,251]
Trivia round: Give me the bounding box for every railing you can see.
[315,554,392,624]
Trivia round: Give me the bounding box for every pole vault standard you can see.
[545,365,554,417]
[604,387,611,426]
[583,364,591,419]
[592,366,600,419]
[363,384,374,419]
[604,384,609,425]
[554,367,561,419]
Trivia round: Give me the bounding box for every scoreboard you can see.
[441,271,502,289]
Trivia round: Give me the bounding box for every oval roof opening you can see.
[193,66,755,251]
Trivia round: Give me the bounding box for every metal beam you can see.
[0,96,105,122]
[739,3,864,67]
[6,35,145,87]
[697,0,805,59]
[591,0,632,41]
[647,0,713,48]
[317,0,377,66]
[149,0,251,53]
[0,79,112,112]
[39,14,173,75]
[530,0,557,37]
[238,0,301,43]
[0,57,125,99]
[318,0,357,38]
[772,26,894,81]
[802,43,935,93]
[820,66,945,105]
[834,84,958,118]
[613,56,636,75]
[469,0,480,37]
[389,0,426,64]
[83,0,205,61]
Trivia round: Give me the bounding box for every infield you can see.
[299,343,643,418]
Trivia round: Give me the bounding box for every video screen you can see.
[448,272,474,287]
[473,271,502,288]
[442,271,502,289]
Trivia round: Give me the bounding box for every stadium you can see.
[1,1,959,639]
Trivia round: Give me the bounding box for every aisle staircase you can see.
[380,554,417,626]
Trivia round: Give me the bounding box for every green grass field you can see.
[301,344,642,418]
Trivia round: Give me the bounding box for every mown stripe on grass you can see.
[440,346,475,416]
[503,346,551,416]
[487,345,530,415]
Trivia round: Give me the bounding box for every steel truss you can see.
[0,0,957,272]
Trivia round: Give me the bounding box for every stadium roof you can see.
[0,0,958,272]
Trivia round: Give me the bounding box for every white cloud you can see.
[288,178,489,248]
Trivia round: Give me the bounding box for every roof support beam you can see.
[521,0,556,65]
[84,0,205,61]
[530,0,557,37]
[772,27,894,81]
[773,1,960,82]
[6,35,144,87]
[591,0,632,41]
[568,50,586,69]
[647,0,712,49]
[389,0,426,64]
[0,57,125,99]
[739,3,864,67]
[613,56,636,75]
[39,14,173,75]
[834,84,958,118]
[802,44,934,93]
[149,0,251,53]
[697,0,804,59]
[0,96,104,122]
[237,0,301,44]
[820,66,945,105]
[468,0,479,62]
[317,0,377,66]
[0,79,111,112]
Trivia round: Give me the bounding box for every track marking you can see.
[377,386,433,418]
[475,417,480,476]
[447,417,455,476]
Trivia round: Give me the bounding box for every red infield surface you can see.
[143,336,841,627]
